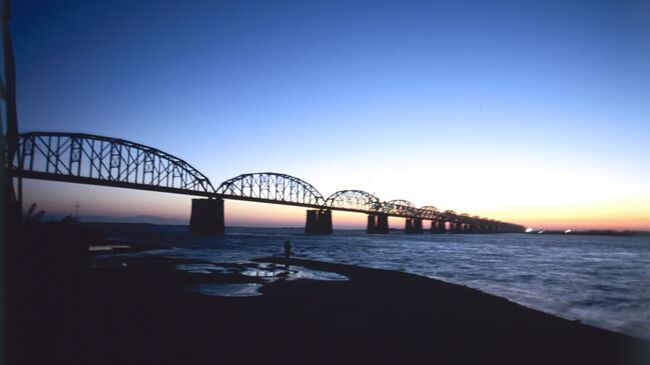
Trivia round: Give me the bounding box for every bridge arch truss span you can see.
[437,209,459,222]
[216,172,324,206]
[418,205,440,220]
[384,199,417,217]
[325,190,382,212]
[13,132,216,195]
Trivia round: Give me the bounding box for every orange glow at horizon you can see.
[486,197,650,231]
[21,179,650,231]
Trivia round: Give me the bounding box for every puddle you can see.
[188,283,263,297]
[181,262,348,297]
[287,266,348,281]
[89,245,131,252]
[242,263,348,282]
[176,264,237,275]
[241,264,286,278]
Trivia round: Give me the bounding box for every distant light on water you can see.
[525,228,533,233]
[564,229,572,234]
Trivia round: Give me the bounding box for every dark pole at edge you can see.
[2,0,20,363]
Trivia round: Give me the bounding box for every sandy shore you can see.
[8,251,650,364]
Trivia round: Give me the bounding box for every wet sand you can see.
[10,252,650,365]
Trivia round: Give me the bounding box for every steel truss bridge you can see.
[8,132,525,234]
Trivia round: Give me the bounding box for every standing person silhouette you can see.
[283,240,292,268]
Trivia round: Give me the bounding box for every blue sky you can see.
[12,0,650,229]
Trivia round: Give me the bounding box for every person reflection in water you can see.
[283,240,292,269]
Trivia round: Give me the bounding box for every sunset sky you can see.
[13,0,650,230]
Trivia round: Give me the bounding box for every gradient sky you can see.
[12,0,650,230]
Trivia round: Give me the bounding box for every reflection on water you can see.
[99,226,650,341]
[189,283,263,297]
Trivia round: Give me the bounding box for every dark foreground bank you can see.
[8,250,650,365]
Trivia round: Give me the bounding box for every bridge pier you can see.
[305,209,332,234]
[189,198,224,234]
[430,221,438,233]
[415,218,423,233]
[367,213,389,234]
[436,220,447,233]
[367,215,376,233]
[405,218,423,233]
[377,214,389,233]
[452,222,463,233]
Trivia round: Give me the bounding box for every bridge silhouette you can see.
[9,131,525,234]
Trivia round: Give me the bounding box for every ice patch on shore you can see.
[188,283,263,297]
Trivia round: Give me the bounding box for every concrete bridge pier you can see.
[367,215,377,233]
[306,210,318,234]
[377,214,389,233]
[431,220,444,233]
[320,210,333,234]
[405,218,423,233]
[189,198,225,234]
[367,213,389,234]
[415,218,423,232]
[453,222,463,233]
[305,209,332,234]
[437,220,447,233]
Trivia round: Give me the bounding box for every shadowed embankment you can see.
[7,240,650,365]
